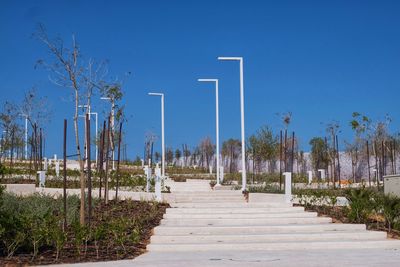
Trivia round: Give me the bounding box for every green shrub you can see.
[0,163,5,177]
[344,187,375,223]
[247,184,283,194]
[92,223,106,259]
[71,219,90,257]
[49,222,67,261]
[0,192,80,258]
[374,193,400,232]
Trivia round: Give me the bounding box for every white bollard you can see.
[155,164,162,201]
[43,157,48,171]
[283,172,292,204]
[318,169,326,180]
[209,165,213,174]
[307,171,313,184]
[144,166,152,192]
[373,168,378,183]
[220,166,224,183]
[37,171,46,188]
[55,160,60,177]
[141,159,144,168]
[143,166,148,192]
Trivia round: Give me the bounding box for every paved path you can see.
[51,179,400,266]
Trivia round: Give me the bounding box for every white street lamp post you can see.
[78,104,91,163]
[198,79,220,186]
[90,112,98,166]
[148,92,165,178]
[218,56,247,191]
[77,110,98,165]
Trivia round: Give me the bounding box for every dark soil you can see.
[0,200,169,266]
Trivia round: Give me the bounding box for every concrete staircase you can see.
[147,190,400,253]
[164,179,211,192]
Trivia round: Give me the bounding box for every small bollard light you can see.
[219,166,224,184]
[144,165,152,192]
[283,172,292,204]
[37,171,46,188]
[318,169,326,180]
[55,160,60,177]
[43,157,48,171]
[155,163,162,201]
[307,171,313,185]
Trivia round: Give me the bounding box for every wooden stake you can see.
[336,135,341,188]
[63,119,67,230]
[366,140,371,187]
[104,116,111,204]
[115,122,123,200]
[284,130,287,172]
[279,130,283,191]
[86,114,92,226]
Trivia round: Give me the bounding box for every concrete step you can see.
[166,206,306,214]
[147,240,400,252]
[172,198,245,203]
[171,190,212,193]
[154,223,367,235]
[171,202,290,208]
[172,194,243,198]
[160,217,332,226]
[164,212,318,219]
[172,191,242,195]
[150,231,387,244]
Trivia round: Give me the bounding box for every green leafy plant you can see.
[375,193,400,232]
[50,224,67,261]
[92,223,107,259]
[71,219,89,257]
[344,187,374,223]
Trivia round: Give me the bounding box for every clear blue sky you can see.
[1,0,400,158]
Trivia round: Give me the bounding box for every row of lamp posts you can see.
[148,56,248,192]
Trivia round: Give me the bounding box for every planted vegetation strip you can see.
[295,187,400,237]
[0,188,169,265]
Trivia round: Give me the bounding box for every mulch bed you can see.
[0,178,36,184]
[295,204,400,240]
[1,200,169,266]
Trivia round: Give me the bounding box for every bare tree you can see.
[20,88,51,130]
[182,144,190,167]
[0,101,19,163]
[175,149,181,166]
[222,139,241,173]
[199,137,215,169]
[35,24,87,225]
[166,147,174,165]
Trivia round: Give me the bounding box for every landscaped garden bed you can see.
[295,187,400,239]
[0,186,169,265]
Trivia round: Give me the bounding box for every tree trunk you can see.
[73,90,85,225]
[104,117,111,204]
